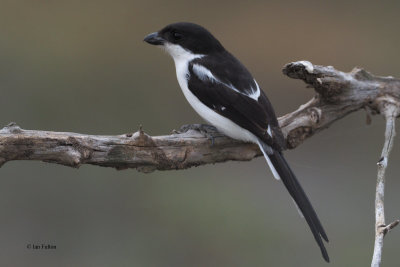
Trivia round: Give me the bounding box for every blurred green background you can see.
[1,1,400,266]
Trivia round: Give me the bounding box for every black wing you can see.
[189,51,285,151]
[188,53,330,262]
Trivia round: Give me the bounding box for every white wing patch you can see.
[249,79,261,100]
[192,63,260,101]
[267,125,272,137]
[192,64,217,82]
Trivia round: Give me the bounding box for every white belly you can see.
[175,60,258,144]
[164,43,280,180]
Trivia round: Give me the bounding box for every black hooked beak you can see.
[144,32,165,45]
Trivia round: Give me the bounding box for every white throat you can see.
[159,42,283,184]
[163,43,204,64]
[161,42,258,144]
[162,43,204,107]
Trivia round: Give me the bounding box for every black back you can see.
[188,51,286,151]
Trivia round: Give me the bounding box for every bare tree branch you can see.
[1,61,399,173]
[371,98,400,267]
[0,123,261,173]
[1,60,400,263]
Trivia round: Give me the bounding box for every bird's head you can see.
[144,22,225,60]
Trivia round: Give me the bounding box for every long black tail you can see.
[258,141,329,262]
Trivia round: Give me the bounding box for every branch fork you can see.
[371,98,400,267]
[1,61,400,265]
[378,220,400,237]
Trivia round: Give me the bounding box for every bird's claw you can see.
[178,124,219,145]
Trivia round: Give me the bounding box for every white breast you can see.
[162,43,279,180]
[166,44,258,144]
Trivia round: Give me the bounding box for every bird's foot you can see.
[178,124,219,145]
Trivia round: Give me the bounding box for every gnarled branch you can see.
[1,61,399,172]
[1,60,399,265]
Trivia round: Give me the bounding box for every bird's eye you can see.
[172,32,183,40]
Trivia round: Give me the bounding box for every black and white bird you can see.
[144,22,329,262]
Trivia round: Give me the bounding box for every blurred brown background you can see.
[0,1,400,266]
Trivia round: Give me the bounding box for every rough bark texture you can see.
[1,60,400,265]
[0,61,399,173]
[0,123,260,173]
[371,102,400,267]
